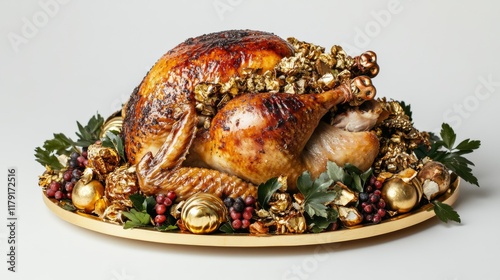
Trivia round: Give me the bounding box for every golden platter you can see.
[42,177,460,247]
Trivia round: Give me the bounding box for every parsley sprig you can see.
[417,123,481,187]
[34,113,128,170]
[432,201,461,223]
[122,193,156,229]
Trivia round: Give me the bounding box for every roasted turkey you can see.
[122,29,382,199]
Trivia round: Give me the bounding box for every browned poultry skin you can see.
[123,30,294,166]
[302,123,380,179]
[124,29,379,199]
[135,99,257,200]
[191,81,377,192]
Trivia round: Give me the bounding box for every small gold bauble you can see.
[180,193,227,234]
[99,115,123,139]
[72,180,105,213]
[381,177,418,213]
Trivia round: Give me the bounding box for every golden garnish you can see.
[86,142,121,177]
[104,165,139,207]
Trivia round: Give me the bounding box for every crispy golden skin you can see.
[123,30,294,165]
[122,29,380,198]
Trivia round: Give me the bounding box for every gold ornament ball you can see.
[72,180,105,213]
[180,193,227,234]
[381,178,418,213]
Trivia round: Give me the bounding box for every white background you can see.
[1,1,499,279]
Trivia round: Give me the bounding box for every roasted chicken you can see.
[122,29,382,198]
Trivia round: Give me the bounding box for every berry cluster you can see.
[153,191,177,226]
[359,176,387,224]
[46,151,88,201]
[224,195,256,231]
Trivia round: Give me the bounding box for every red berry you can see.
[377,208,386,218]
[328,222,339,231]
[46,188,56,198]
[244,195,256,206]
[65,182,74,192]
[369,176,376,185]
[374,180,383,189]
[77,156,86,167]
[370,194,380,203]
[156,204,167,215]
[241,219,250,229]
[63,170,72,181]
[54,191,64,200]
[49,181,61,192]
[372,214,381,224]
[163,197,173,207]
[156,194,165,204]
[373,189,382,196]
[154,214,166,225]
[363,204,373,214]
[378,199,386,209]
[232,219,242,230]
[166,191,177,202]
[230,211,241,220]
[242,210,253,220]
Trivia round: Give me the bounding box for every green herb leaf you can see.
[326,161,347,183]
[432,201,461,223]
[144,196,157,216]
[34,133,79,170]
[34,147,64,170]
[419,123,481,187]
[298,171,333,201]
[308,208,338,233]
[122,209,152,229]
[34,113,105,169]
[329,162,371,192]
[304,201,330,218]
[74,113,104,147]
[440,123,456,149]
[102,131,126,162]
[455,139,481,152]
[156,224,178,232]
[218,222,235,233]
[400,101,413,122]
[257,177,282,210]
[297,169,335,219]
[129,193,146,211]
[60,199,77,212]
[43,133,76,155]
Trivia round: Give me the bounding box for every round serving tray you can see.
[42,177,460,247]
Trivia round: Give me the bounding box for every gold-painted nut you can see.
[338,206,363,227]
[105,165,139,206]
[86,143,121,176]
[418,160,451,200]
